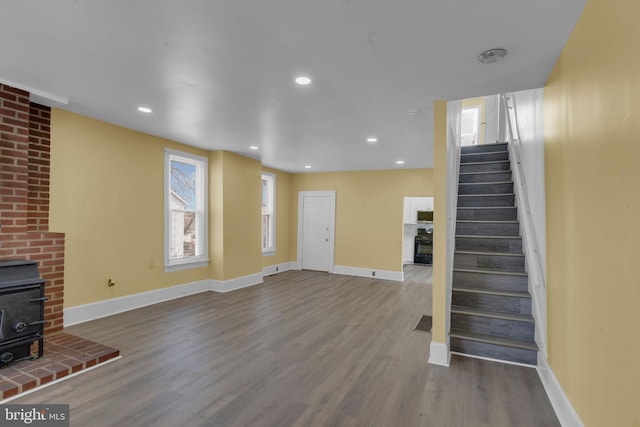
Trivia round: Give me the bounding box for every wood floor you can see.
[12,268,559,426]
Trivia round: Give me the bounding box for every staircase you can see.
[450,142,538,365]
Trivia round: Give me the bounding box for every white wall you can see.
[512,88,546,276]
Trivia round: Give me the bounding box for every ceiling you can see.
[0,0,586,172]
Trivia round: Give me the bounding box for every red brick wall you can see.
[0,84,65,335]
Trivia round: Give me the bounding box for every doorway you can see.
[297,191,336,272]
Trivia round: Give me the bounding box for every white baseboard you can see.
[333,265,404,282]
[537,356,584,427]
[428,341,450,366]
[64,272,265,327]
[262,261,295,276]
[64,279,212,327]
[210,272,263,293]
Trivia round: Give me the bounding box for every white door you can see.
[298,192,335,272]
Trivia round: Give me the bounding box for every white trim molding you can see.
[333,265,403,282]
[210,272,264,293]
[428,341,450,367]
[64,273,265,327]
[537,357,584,427]
[64,279,212,327]
[262,261,296,277]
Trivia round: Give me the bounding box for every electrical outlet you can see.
[372,271,376,277]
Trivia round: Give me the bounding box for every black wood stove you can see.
[0,260,47,365]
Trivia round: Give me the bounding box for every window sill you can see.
[164,259,209,272]
[262,250,276,257]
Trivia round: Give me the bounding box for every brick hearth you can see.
[0,333,119,400]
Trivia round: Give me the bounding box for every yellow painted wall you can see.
[290,169,433,272]
[217,151,262,280]
[209,151,225,279]
[262,167,292,268]
[431,101,448,344]
[544,0,640,425]
[50,109,211,307]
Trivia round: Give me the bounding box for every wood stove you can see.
[0,260,47,365]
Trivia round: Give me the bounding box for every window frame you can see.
[164,148,209,271]
[261,172,276,255]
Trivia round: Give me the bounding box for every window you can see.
[164,149,208,270]
[261,172,275,253]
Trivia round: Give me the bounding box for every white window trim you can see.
[262,172,276,255]
[164,148,209,272]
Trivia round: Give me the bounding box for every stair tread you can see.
[451,305,534,323]
[453,267,527,276]
[458,193,515,197]
[455,250,524,257]
[460,160,510,166]
[456,235,522,239]
[456,220,518,224]
[461,151,509,157]
[457,206,515,210]
[459,181,513,185]
[450,329,539,351]
[459,170,511,176]
[452,285,530,298]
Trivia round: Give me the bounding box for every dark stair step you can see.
[454,250,525,271]
[459,171,512,183]
[460,151,509,163]
[456,220,519,236]
[455,235,522,253]
[460,160,511,173]
[452,285,531,314]
[458,181,514,195]
[458,194,515,207]
[457,207,517,221]
[451,306,535,341]
[450,330,538,365]
[451,306,534,323]
[452,267,528,292]
[460,142,508,155]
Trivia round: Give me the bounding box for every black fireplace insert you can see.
[0,260,47,365]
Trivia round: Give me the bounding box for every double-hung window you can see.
[164,149,208,270]
[261,173,275,254]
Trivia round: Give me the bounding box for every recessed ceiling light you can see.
[304,165,311,169]
[478,48,507,64]
[295,76,312,85]
[396,160,405,165]
[137,106,152,113]
[366,137,378,143]
[409,109,420,117]
[249,146,259,150]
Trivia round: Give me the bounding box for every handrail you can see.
[502,94,546,290]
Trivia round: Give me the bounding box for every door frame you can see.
[297,191,336,272]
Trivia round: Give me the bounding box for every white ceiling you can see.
[0,0,585,172]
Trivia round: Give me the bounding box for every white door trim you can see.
[297,191,336,272]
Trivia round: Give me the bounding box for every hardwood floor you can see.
[11,270,559,426]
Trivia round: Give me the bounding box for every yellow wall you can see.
[217,151,262,280]
[544,0,640,425]
[431,101,448,344]
[50,109,211,307]
[51,109,431,308]
[290,169,433,272]
[262,167,292,268]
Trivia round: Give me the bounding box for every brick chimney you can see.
[0,84,65,335]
